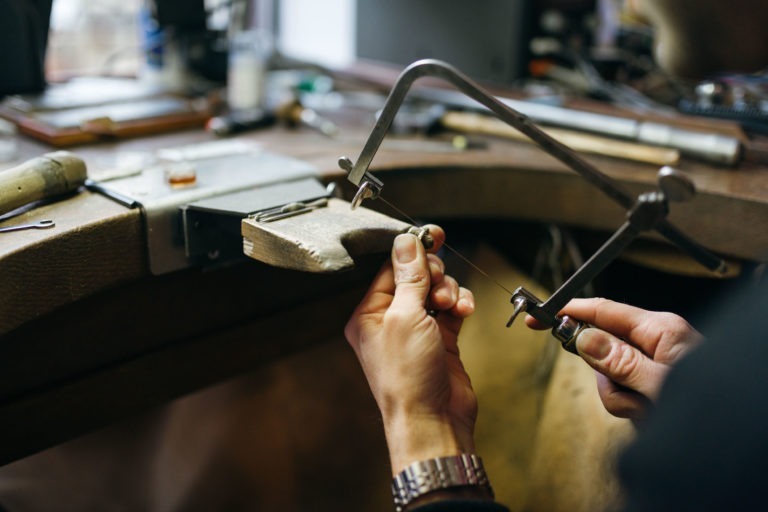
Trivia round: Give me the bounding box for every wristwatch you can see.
[391,453,494,511]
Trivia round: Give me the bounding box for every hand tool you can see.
[409,84,743,167]
[206,108,276,136]
[391,103,680,166]
[276,98,339,138]
[0,219,55,233]
[339,58,728,353]
[0,151,86,216]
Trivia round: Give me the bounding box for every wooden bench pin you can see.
[242,197,431,273]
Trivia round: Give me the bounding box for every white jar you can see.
[227,30,273,111]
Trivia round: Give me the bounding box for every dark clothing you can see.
[415,280,768,512]
[619,279,768,512]
[412,500,510,511]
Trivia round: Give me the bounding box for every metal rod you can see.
[540,220,638,317]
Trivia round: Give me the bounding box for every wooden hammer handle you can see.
[0,151,87,216]
[441,111,680,166]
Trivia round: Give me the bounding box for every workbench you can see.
[1,91,767,467]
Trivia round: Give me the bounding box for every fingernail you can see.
[394,234,418,263]
[577,329,612,360]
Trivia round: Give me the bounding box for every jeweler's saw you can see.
[339,58,728,353]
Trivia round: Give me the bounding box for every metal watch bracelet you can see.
[391,453,494,511]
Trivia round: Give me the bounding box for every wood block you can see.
[242,198,420,272]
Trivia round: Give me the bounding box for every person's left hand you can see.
[344,225,477,475]
[525,298,702,419]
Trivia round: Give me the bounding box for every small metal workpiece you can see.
[251,197,329,223]
[405,225,434,250]
[0,219,55,233]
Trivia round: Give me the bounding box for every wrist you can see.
[383,413,476,476]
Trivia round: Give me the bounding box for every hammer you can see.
[0,151,87,216]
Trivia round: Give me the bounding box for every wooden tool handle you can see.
[0,151,87,216]
[441,111,680,166]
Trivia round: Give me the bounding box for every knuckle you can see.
[655,312,703,344]
[592,296,611,306]
[662,313,694,334]
[442,275,459,293]
[589,297,614,319]
[656,312,687,331]
[605,343,640,380]
[591,296,613,310]
[427,253,445,272]
[394,268,429,286]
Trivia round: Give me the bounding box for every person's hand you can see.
[344,225,477,476]
[526,298,702,419]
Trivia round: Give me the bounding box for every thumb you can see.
[576,328,668,401]
[389,233,431,313]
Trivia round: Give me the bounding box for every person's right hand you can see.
[526,298,703,419]
[344,228,478,476]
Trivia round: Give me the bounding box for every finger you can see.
[389,233,432,313]
[452,287,475,319]
[428,275,459,311]
[525,298,652,334]
[525,297,646,331]
[595,373,652,420]
[569,298,702,356]
[350,259,396,314]
[576,327,669,401]
[524,314,550,330]
[427,253,445,286]
[359,238,445,311]
[561,298,656,337]
[437,288,475,344]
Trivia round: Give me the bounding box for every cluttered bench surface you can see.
[2,64,768,464]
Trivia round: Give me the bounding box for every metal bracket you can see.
[182,177,334,268]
